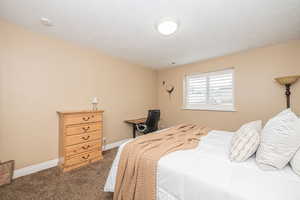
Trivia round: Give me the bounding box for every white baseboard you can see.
[102,138,131,151]
[13,138,131,179]
[13,159,58,179]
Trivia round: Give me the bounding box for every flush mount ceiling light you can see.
[40,17,53,27]
[157,19,179,36]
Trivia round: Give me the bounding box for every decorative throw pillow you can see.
[229,120,262,162]
[290,148,300,176]
[256,109,300,170]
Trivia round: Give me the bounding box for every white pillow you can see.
[256,109,300,170]
[290,148,300,176]
[229,120,262,162]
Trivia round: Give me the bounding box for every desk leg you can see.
[133,124,136,138]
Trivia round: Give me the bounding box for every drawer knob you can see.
[81,136,90,140]
[82,154,90,160]
[82,145,90,150]
[82,116,90,121]
[82,126,90,132]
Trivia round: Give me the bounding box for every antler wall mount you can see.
[162,81,175,98]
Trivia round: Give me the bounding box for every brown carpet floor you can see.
[0,149,117,200]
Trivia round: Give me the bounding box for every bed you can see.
[104,130,300,200]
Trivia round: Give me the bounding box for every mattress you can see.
[104,130,300,200]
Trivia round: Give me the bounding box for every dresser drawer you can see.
[64,113,102,125]
[63,156,101,172]
[65,140,101,157]
[64,150,101,167]
[65,131,101,146]
[65,122,101,136]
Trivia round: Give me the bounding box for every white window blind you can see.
[184,68,235,111]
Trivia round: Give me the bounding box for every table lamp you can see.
[92,97,99,111]
[275,75,300,108]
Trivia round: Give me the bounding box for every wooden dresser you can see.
[57,110,104,172]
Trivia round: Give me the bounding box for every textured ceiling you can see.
[0,0,300,68]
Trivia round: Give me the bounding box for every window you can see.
[183,68,235,111]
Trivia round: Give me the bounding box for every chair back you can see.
[145,110,160,133]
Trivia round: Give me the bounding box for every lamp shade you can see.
[92,97,98,104]
[275,75,300,85]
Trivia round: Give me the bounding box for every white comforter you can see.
[104,130,300,200]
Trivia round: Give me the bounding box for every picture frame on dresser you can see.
[57,110,104,172]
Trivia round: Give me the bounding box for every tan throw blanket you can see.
[113,124,210,200]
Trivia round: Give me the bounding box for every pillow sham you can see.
[256,109,300,170]
[290,148,300,176]
[229,120,262,162]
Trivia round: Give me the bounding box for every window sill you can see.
[182,106,236,112]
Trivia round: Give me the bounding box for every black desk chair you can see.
[136,110,160,134]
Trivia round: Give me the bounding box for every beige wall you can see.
[0,19,157,169]
[157,40,300,131]
[1,18,300,170]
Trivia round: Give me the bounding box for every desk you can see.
[124,118,147,138]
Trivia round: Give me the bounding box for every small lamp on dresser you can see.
[92,97,99,111]
[275,75,300,108]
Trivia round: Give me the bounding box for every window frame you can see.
[183,68,236,112]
